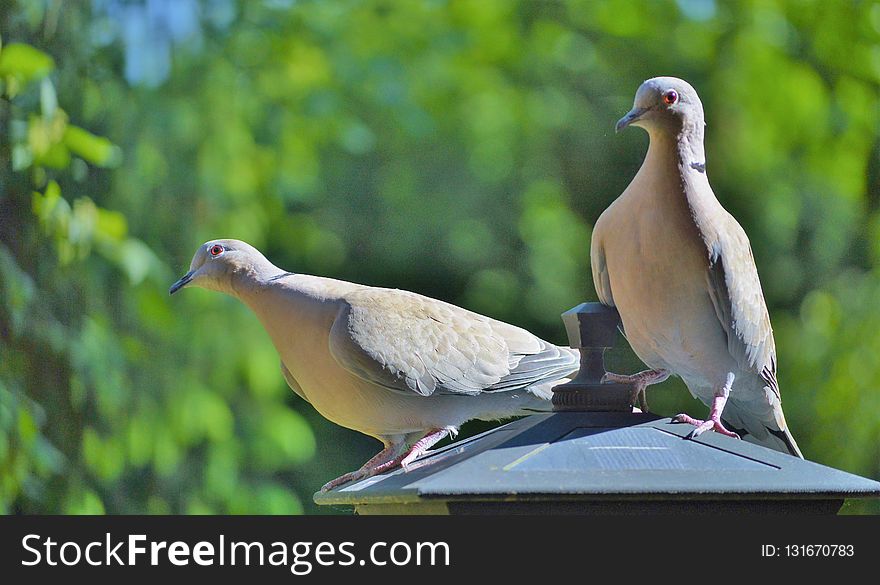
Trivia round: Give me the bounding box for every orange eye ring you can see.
[209,244,225,257]
[663,90,679,105]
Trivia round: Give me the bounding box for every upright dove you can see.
[591,77,802,457]
[170,239,579,490]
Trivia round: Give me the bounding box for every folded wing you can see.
[328,288,578,397]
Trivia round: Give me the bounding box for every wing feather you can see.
[328,288,578,398]
[703,213,801,456]
[704,215,777,394]
[590,227,615,308]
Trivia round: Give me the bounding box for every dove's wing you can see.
[704,214,775,383]
[703,212,802,457]
[590,229,615,308]
[328,288,578,398]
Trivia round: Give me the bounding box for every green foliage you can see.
[1,0,879,514]
[0,42,55,96]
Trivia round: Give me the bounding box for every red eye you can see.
[663,90,679,105]
[209,244,225,257]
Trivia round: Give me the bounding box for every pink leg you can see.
[400,426,458,469]
[320,426,460,492]
[320,443,406,492]
[602,368,670,412]
[672,374,740,440]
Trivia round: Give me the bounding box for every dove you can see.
[590,77,802,457]
[170,239,579,490]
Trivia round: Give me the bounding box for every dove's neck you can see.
[646,121,706,172]
[641,122,724,228]
[643,122,728,251]
[233,270,363,314]
[225,258,291,298]
[677,122,707,174]
[231,272,355,366]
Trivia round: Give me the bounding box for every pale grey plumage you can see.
[593,76,801,457]
[170,239,579,488]
[331,287,574,398]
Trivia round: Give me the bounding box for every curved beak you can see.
[169,270,195,295]
[615,106,648,133]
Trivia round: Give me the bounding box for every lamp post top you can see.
[314,302,880,514]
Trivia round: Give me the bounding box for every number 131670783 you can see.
[762,544,854,557]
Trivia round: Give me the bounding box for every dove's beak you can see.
[169,270,195,295]
[615,107,648,133]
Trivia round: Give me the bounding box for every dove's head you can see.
[169,239,276,296]
[615,76,705,135]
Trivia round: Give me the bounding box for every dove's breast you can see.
[594,167,737,391]
[239,285,425,437]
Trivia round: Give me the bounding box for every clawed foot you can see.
[671,413,740,440]
[321,471,366,493]
[601,369,670,412]
[321,426,458,492]
[320,442,407,492]
[320,455,405,492]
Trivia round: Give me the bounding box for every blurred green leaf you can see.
[63,488,106,515]
[229,483,303,515]
[0,245,36,336]
[64,125,122,167]
[0,42,54,93]
[250,407,316,470]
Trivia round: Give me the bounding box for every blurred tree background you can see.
[1,0,878,514]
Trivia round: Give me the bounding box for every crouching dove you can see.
[591,77,802,457]
[170,240,579,490]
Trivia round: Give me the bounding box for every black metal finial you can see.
[552,302,637,412]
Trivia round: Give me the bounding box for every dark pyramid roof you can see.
[315,412,880,511]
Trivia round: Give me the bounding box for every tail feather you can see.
[721,416,803,458]
[712,377,804,459]
[769,427,803,459]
